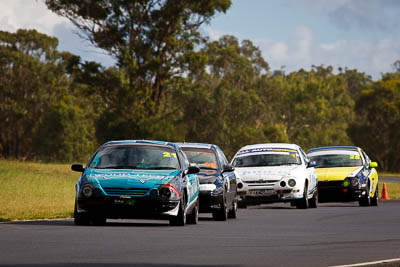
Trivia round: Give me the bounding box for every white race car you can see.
[231,143,318,209]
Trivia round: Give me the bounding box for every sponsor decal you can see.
[89,173,167,180]
[239,169,290,176]
[237,148,297,155]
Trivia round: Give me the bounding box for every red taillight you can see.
[343,188,348,193]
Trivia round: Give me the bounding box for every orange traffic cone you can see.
[381,183,390,200]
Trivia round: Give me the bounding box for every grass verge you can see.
[378,182,400,200]
[0,160,78,221]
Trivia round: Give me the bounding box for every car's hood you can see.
[196,170,218,184]
[315,166,362,181]
[234,165,301,181]
[85,168,181,189]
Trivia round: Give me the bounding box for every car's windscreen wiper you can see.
[142,167,178,170]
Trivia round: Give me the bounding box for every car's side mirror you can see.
[187,164,200,174]
[369,162,378,168]
[307,161,317,168]
[71,163,85,172]
[223,164,235,172]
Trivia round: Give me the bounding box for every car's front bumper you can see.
[198,190,224,213]
[76,196,180,219]
[318,181,366,202]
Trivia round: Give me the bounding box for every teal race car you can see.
[71,140,200,226]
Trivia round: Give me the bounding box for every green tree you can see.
[45,0,231,140]
[0,29,96,161]
[273,66,355,150]
[348,73,400,171]
[179,35,281,158]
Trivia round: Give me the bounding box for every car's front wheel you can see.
[186,199,199,224]
[309,189,318,208]
[359,184,371,207]
[73,202,90,226]
[213,193,228,221]
[228,197,238,219]
[296,182,309,209]
[170,198,186,226]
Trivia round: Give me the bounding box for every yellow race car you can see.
[306,146,378,206]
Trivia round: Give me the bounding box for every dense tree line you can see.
[0,0,399,172]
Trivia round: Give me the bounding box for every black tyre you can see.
[359,183,371,207]
[309,189,318,209]
[212,193,228,221]
[170,198,186,226]
[228,197,238,219]
[296,182,309,209]
[187,199,199,224]
[91,214,106,226]
[370,184,379,206]
[238,197,248,209]
[73,202,90,226]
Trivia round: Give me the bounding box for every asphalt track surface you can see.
[1,201,400,267]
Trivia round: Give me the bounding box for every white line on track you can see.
[331,258,400,267]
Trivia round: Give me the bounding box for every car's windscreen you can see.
[233,152,301,167]
[181,148,218,170]
[308,151,363,168]
[89,145,180,170]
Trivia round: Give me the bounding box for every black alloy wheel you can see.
[309,189,318,208]
[170,197,186,226]
[213,192,228,221]
[359,183,371,207]
[296,182,309,209]
[370,184,379,206]
[228,197,238,219]
[187,199,199,224]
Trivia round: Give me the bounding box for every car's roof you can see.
[307,146,359,154]
[103,140,178,149]
[176,142,215,150]
[238,143,300,151]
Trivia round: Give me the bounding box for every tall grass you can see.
[378,182,400,199]
[0,160,79,221]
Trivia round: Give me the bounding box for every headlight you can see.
[159,184,180,200]
[351,179,359,187]
[343,178,350,187]
[159,187,172,199]
[82,184,93,198]
[288,179,296,187]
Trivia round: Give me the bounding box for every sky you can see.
[1,0,399,80]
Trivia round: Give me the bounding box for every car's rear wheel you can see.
[213,193,228,221]
[73,202,90,226]
[228,197,238,219]
[370,184,379,206]
[309,189,318,208]
[238,197,247,209]
[359,183,371,207]
[170,198,186,226]
[187,199,199,224]
[296,182,309,209]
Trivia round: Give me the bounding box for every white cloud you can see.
[253,26,399,79]
[0,0,69,34]
[0,0,115,66]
